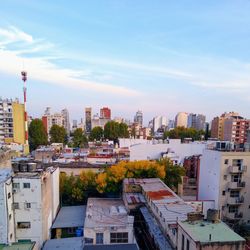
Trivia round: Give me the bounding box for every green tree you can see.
[72,128,88,148]
[119,123,129,138]
[49,124,67,144]
[104,121,129,140]
[28,119,48,151]
[158,158,186,190]
[89,126,103,141]
[164,127,205,141]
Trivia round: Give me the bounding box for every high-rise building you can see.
[42,108,70,136]
[175,112,188,128]
[0,98,26,145]
[100,107,111,120]
[85,107,92,134]
[134,111,143,127]
[187,113,206,131]
[61,108,70,135]
[152,116,168,133]
[211,112,239,140]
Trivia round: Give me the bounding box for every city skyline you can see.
[1,1,250,122]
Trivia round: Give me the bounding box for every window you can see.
[25,203,31,209]
[224,159,229,164]
[17,222,31,229]
[23,183,30,189]
[13,183,20,189]
[223,175,227,181]
[231,174,241,183]
[13,203,19,209]
[186,239,190,250]
[9,214,11,220]
[96,233,103,244]
[8,192,11,199]
[85,238,93,244]
[222,191,226,196]
[110,232,128,243]
[230,190,240,198]
[229,206,238,213]
[182,234,184,250]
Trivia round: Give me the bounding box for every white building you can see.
[84,198,135,245]
[198,147,250,225]
[61,108,70,135]
[12,163,59,248]
[175,112,188,128]
[0,168,15,244]
[152,116,168,133]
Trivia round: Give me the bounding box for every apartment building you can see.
[0,98,26,145]
[85,107,92,134]
[0,168,15,244]
[42,107,70,136]
[12,161,59,248]
[175,112,188,128]
[84,198,135,245]
[198,146,250,225]
[187,113,206,131]
[100,107,111,120]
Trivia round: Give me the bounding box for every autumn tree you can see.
[28,119,48,151]
[49,124,67,144]
[72,128,88,148]
[96,160,165,193]
[89,126,103,141]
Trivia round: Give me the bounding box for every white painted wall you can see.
[51,168,59,220]
[198,150,221,208]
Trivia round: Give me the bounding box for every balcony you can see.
[224,212,243,220]
[227,196,244,205]
[228,181,246,189]
[228,165,247,174]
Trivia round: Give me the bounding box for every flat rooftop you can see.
[0,168,12,183]
[83,244,139,250]
[178,220,245,243]
[85,198,133,228]
[52,205,86,229]
[43,237,83,250]
[0,242,36,250]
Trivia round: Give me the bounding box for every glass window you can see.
[23,183,30,189]
[229,206,238,213]
[13,183,20,189]
[224,159,229,164]
[222,191,226,196]
[25,203,31,209]
[186,239,190,250]
[230,190,240,198]
[96,233,103,244]
[13,203,19,209]
[110,232,128,243]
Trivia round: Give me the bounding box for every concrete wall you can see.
[51,168,60,220]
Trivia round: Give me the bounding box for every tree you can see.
[49,124,67,144]
[96,160,166,193]
[28,119,48,151]
[89,126,103,141]
[72,128,88,148]
[164,127,205,141]
[104,121,129,140]
[119,123,129,138]
[158,158,186,190]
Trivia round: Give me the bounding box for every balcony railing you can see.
[224,212,243,220]
[227,196,244,205]
[228,181,245,189]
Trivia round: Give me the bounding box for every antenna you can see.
[21,71,28,145]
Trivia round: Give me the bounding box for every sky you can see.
[1,1,250,125]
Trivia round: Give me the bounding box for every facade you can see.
[0,98,26,145]
[85,107,92,134]
[134,111,143,127]
[100,107,111,120]
[177,212,245,250]
[211,112,239,140]
[42,107,70,136]
[187,114,206,131]
[224,116,250,144]
[12,162,59,248]
[175,112,188,128]
[0,169,15,244]
[152,116,168,133]
[198,148,250,225]
[84,198,135,245]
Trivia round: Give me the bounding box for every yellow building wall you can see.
[12,102,25,145]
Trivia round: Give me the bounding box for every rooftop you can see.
[43,238,83,250]
[83,244,139,250]
[178,220,245,244]
[0,168,12,183]
[85,198,133,229]
[52,205,86,229]
[0,242,36,250]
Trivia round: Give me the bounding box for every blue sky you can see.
[1,1,250,125]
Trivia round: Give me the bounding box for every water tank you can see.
[19,162,28,172]
[207,209,219,223]
[28,163,37,172]
[12,162,20,173]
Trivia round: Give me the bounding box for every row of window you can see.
[222,190,240,197]
[13,183,31,189]
[95,232,129,244]
[13,202,31,209]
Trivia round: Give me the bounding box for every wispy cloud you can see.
[0,26,142,97]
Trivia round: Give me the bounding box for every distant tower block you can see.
[21,71,28,145]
